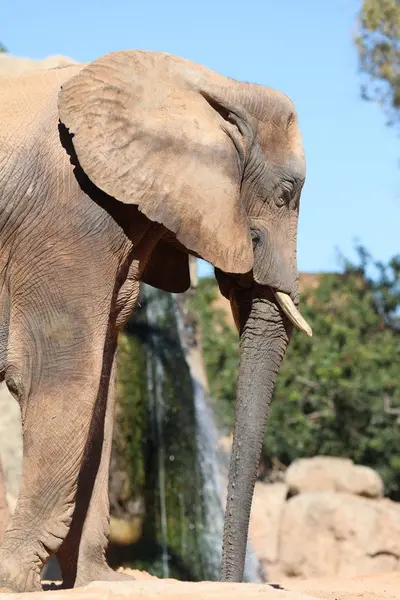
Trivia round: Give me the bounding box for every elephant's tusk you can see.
[274,291,312,337]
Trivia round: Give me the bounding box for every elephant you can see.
[0,50,312,592]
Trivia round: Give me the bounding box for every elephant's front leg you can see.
[0,297,115,592]
[56,351,133,588]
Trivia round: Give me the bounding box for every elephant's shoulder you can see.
[0,63,83,99]
[0,54,83,81]
[0,65,84,148]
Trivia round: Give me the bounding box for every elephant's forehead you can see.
[257,119,306,180]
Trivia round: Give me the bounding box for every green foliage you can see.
[355,0,400,127]
[189,279,239,428]
[0,43,6,53]
[193,248,400,499]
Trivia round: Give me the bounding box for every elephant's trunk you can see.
[220,290,292,582]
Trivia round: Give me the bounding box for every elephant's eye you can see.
[275,185,292,208]
[251,229,260,249]
[275,195,286,208]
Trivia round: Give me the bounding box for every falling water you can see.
[145,337,169,578]
[120,283,263,581]
[133,284,208,579]
[174,296,224,576]
[194,382,263,582]
[175,294,263,583]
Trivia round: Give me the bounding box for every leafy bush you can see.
[192,249,400,499]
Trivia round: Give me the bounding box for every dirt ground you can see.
[281,571,400,600]
[1,569,398,599]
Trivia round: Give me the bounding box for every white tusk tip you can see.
[274,291,313,338]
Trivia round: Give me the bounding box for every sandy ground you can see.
[1,569,397,599]
[282,571,400,600]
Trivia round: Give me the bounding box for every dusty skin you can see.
[0,569,399,600]
[0,49,312,590]
[1,55,398,598]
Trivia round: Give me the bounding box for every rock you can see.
[279,491,400,579]
[285,456,384,498]
[216,433,233,457]
[0,383,22,513]
[0,458,9,543]
[249,482,288,578]
[109,515,144,546]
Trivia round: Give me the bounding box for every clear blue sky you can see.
[3,0,399,277]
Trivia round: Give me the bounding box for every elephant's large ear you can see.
[58,51,254,274]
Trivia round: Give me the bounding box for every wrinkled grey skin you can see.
[0,50,306,591]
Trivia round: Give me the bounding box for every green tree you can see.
[189,278,239,428]
[268,249,400,499]
[355,0,400,127]
[192,248,400,499]
[0,43,6,53]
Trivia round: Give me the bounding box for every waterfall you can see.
[174,294,224,577]
[119,284,215,580]
[175,292,263,583]
[145,333,170,578]
[117,283,264,581]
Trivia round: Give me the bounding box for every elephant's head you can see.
[57,50,312,581]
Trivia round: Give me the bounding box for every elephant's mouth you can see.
[273,290,312,337]
[227,279,312,338]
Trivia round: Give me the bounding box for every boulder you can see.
[279,491,400,578]
[0,457,9,543]
[285,456,384,499]
[0,383,22,513]
[249,482,288,578]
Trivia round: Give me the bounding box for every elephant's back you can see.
[0,62,84,150]
[0,62,88,238]
[0,54,79,79]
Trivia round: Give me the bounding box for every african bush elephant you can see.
[0,50,311,592]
